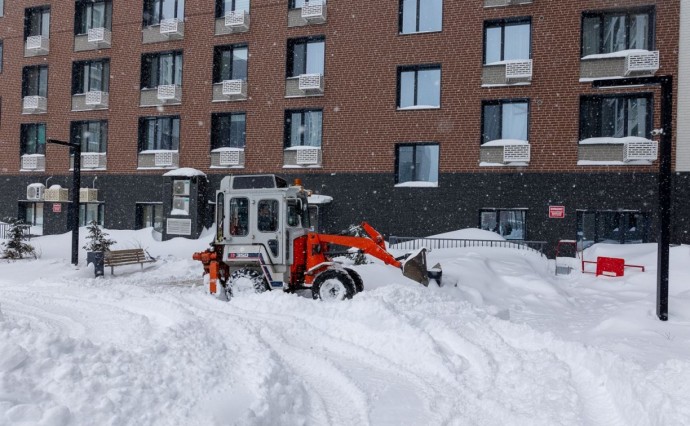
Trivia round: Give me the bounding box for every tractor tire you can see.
[312,269,356,301]
[229,269,270,294]
[344,268,364,294]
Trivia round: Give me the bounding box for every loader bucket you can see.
[401,248,431,287]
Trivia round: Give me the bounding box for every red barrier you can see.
[596,257,625,277]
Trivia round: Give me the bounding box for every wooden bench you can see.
[104,248,156,275]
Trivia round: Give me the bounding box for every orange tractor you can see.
[193,174,440,301]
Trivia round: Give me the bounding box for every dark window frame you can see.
[283,109,323,148]
[70,120,108,153]
[286,36,325,78]
[396,64,442,109]
[288,0,304,9]
[578,92,654,140]
[480,98,530,145]
[20,123,47,156]
[398,0,443,35]
[137,115,181,152]
[483,17,532,64]
[72,58,110,95]
[215,0,249,17]
[577,210,649,246]
[143,0,184,26]
[394,142,440,185]
[213,44,248,83]
[580,6,656,57]
[79,203,105,226]
[479,208,528,241]
[21,65,49,97]
[24,6,51,39]
[74,0,113,34]
[211,112,247,150]
[140,50,183,89]
[135,202,163,231]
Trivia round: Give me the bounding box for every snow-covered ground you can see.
[1,228,689,425]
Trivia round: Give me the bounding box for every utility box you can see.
[162,169,208,240]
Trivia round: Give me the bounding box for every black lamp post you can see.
[592,76,673,321]
[47,138,81,266]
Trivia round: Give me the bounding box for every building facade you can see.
[0,0,686,252]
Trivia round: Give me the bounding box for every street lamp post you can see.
[592,76,673,321]
[47,138,81,266]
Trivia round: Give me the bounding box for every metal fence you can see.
[389,236,547,257]
[0,223,32,241]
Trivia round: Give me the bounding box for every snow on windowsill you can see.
[581,49,654,60]
[577,160,653,166]
[479,162,529,167]
[210,165,244,169]
[211,147,244,153]
[21,154,45,158]
[284,146,321,151]
[282,165,322,169]
[397,105,440,111]
[169,209,189,216]
[482,139,529,147]
[163,168,206,177]
[484,59,531,66]
[394,181,438,188]
[481,82,532,88]
[579,136,653,145]
[139,150,178,154]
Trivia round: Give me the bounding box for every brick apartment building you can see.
[0,0,688,250]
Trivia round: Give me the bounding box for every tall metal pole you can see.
[48,139,81,266]
[657,76,673,321]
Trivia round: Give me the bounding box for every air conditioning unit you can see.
[172,197,190,215]
[172,180,190,196]
[219,150,241,166]
[160,18,182,36]
[85,91,106,106]
[80,188,99,203]
[157,84,179,101]
[167,218,192,235]
[625,51,660,75]
[26,35,49,52]
[222,79,247,96]
[22,155,39,170]
[296,148,320,165]
[82,153,102,168]
[27,183,46,201]
[44,185,69,202]
[624,140,658,161]
[302,0,326,21]
[224,10,249,29]
[154,151,174,167]
[503,144,531,163]
[87,27,111,45]
[505,60,533,81]
[298,74,324,92]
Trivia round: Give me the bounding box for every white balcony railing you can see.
[81,153,103,168]
[302,0,326,20]
[503,144,531,163]
[224,10,249,28]
[624,140,658,161]
[154,151,174,166]
[23,96,47,112]
[222,79,247,96]
[22,155,39,170]
[160,18,182,35]
[26,35,49,52]
[298,74,324,91]
[505,60,533,80]
[157,84,179,101]
[296,148,321,165]
[219,150,241,166]
[87,27,111,45]
[625,51,660,75]
[85,91,107,106]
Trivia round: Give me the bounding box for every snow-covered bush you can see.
[83,221,116,252]
[1,219,37,260]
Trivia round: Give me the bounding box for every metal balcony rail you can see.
[389,236,547,256]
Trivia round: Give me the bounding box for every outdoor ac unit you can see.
[80,188,99,203]
[85,91,106,106]
[298,74,324,92]
[224,10,249,29]
[503,144,531,163]
[296,148,320,165]
[505,60,533,81]
[27,184,45,201]
[625,51,660,75]
[624,140,658,161]
[167,218,192,235]
[172,180,190,196]
[172,197,190,215]
[26,35,49,52]
[22,156,39,170]
[160,18,182,36]
[154,152,174,167]
[222,79,247,96]
[302,0,326,21]
[219,150,241,166]
[44,186,69,202]
[81,153,102,168]
[87,27,111,45]
[157,84,179,101]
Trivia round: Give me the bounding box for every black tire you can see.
[229,268,270,294]
[344,268,364,294]
[312,269,356,301]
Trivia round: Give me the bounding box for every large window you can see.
[211,112,246,150]
[24,6,50,39]
[399,0,442,34]
[287,37,324,78]
[75,0,112,34]
[72,59,110,94]
[480,209,526,240]
[143,0,184,26]
[22,65,48,97]
[20,123,46,155]
[582,8,654,57]
[284,110,322,148]
[216,0,249,17]
[484,18,531,64]
[213,44,248,83]
[79,204,104,226]
[397,65,441,109]
[71,121,108,153]
[577,210,648,248]
[482,100,529,144]
[138,116,180,151]
[229,197,249,236]
[136,203,163,231]
[579,94,652,140]
[395,143,439,185]
[141,51,183,89]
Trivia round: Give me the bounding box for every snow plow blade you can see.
[401,248,437,287]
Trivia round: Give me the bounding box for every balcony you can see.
[216,10,250,35]
[283,146,322,168]
[22,96,47,114]
[288,0,326,27]
[577,137,658,166]
[580,50,660,82]
[482,59,532,86]
[138,150,179,169]
[140,85,182,106]
[72,91,109,111]
[484,0,532,7]
[70,152,107,170]
[213,80,248,102]
[286,74,324,97]
[211,148,245,168]
[21,154,46,172]
[25,35,49,57]
[480,140,530,166]
[143,19,184,43]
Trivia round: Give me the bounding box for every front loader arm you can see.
[309,233,402,268]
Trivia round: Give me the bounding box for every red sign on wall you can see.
[549,206,565,219]
[52,203,62,213]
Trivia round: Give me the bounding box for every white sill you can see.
[577,160,653,166]
[210,165,245,169]
[282,165,322,169]
[479,162,529,167]
[394,181,438,188]
[396,105,440,111]
[481,82,531,88]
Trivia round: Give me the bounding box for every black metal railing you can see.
[0,223,32,241]
[389,236,547,257]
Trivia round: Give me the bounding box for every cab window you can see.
[257,199,279,232]
[229,197,249,236]
[287,199,301,227]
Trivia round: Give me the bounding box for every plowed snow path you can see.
[1,267,689,425]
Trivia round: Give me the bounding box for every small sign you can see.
[549,206,565,219]
[52,203,62,213]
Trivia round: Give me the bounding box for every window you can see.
[579,94,652,140]
[216,0,249,17]
[257,200,278,232]
[229,197,249,236]
[75,0,112,34]
[582,8,654,57]
[71,121,108,153]
[399,0,442,34]
[288,0,305,8]
[22,65,49,97]
[286,37,324,77]
[397,65,441,109]
[213,44,248,83]
[138,116,180,151]
[395,143,439,185]
[482,99,529,144]
[480,209,526,240]
[20,123,47,155]
[284,110,322,147]
[577,210,649,248]
[72,59,110,94]
[211,113,246,150]
[19,202,44,235]
[143,0,184,26]
[136,203,163,231]
[484,18,531,64]
[141,51,183,89]
[25,6,51,39]
[79,203,104,226]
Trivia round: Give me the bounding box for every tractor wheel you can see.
[229,269,270,294]
[344,268,364,294]
[312,269,356,301]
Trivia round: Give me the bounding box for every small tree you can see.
[83,221,116,252]
[2,219,37,260]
